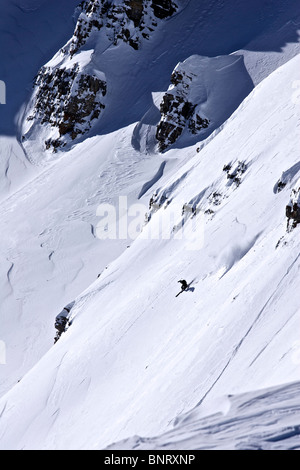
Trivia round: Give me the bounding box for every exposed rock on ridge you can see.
[26,63,107,152]
[156,63,210,152]
[23,0,180,154]
[66,0,178,55]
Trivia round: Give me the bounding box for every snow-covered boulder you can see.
[156,54,253,151]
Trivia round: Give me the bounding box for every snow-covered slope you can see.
[0,0,300,451]
[1,0,297,397]
[107,382,300,450]
[0,50,299,449]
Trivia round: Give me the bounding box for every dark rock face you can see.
[54,302,75,344]
[223,161,247,187]
[156,66,210,152]
[126,0,144,26]
[286,186,300,231]
[151,0,177,19]
[188,114,209,134]
[28,65,107,152]
[67,0,178,55]
[24,1,180,153]
[54,315,69,344]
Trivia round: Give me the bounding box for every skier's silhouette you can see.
[178,279,188,291]
[176,279,195,297]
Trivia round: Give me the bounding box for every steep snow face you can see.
[107,382,300,450]
[1,0,300,450]
[0,54,299,450]
[0,126,154,397]
[0,138,36,201]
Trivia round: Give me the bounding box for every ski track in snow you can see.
[6,262,14,295]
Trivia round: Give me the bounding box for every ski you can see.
[175,280,194,298]
[175,290,185,298]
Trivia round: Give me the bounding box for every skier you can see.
[178,279,188,291]
[176,279,194,297]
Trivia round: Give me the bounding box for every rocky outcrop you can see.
[26,64,107,152]
[23,0,180,154]
[66,0,178,55]
[155,53,254,152]
[223,161,247,187]
[156,64,210,152]
[54,302,75,344]
[286,184,300,231]
[151,0,177,19]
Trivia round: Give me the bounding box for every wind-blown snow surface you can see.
[107,382,300,450]
[0,51,300,449]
